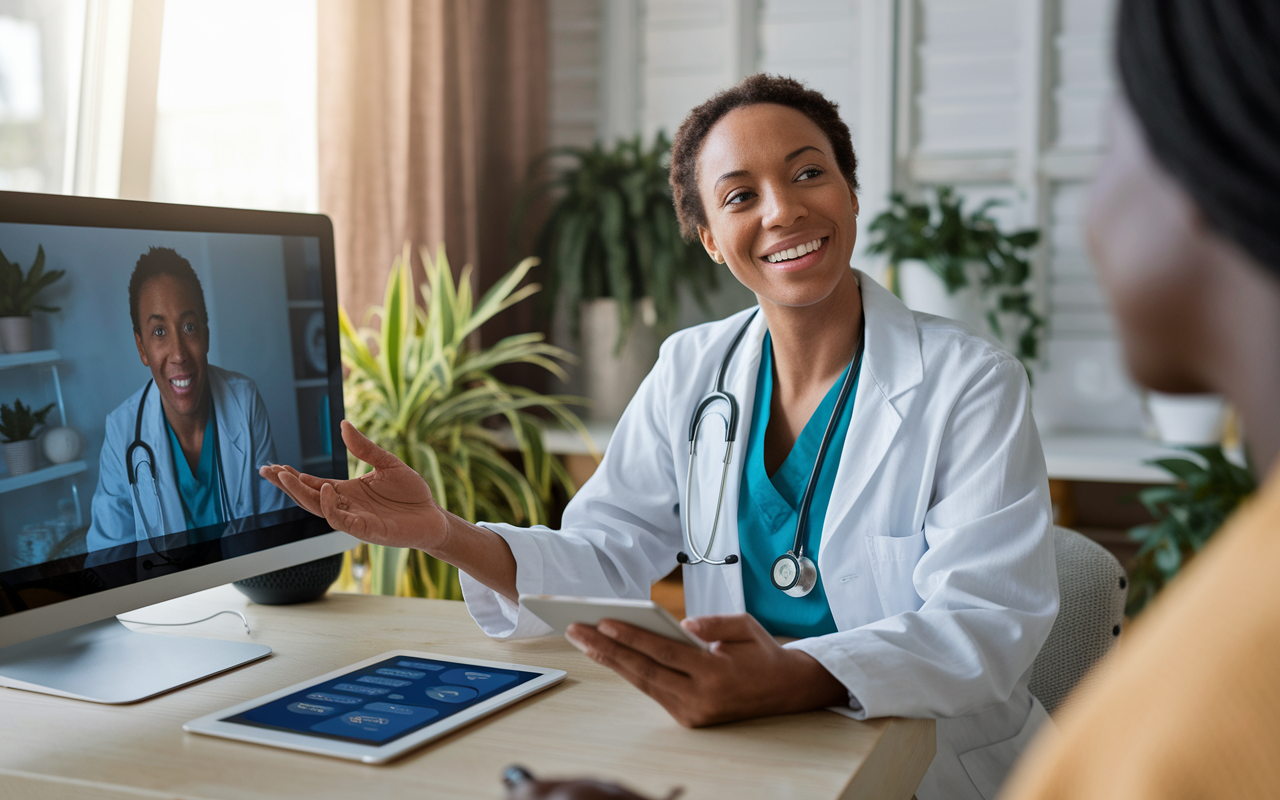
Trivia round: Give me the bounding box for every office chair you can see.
[1029,527,1129,715]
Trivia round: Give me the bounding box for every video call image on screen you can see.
[226,657,539,745]
[0,223,338,579]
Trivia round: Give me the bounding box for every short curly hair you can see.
[128,246,208,336]
[669,74,859,241]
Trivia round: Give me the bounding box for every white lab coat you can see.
[461,272,1058,800]
[86,365,290,557]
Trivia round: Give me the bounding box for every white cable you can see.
[117,609,251,635]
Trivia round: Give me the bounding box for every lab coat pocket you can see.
[866,532,927,617]
[957,696,1053,799]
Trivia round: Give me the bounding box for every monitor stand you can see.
[0,617,271,704]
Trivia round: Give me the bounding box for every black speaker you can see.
[233,553,343,605]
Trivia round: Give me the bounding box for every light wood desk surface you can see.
[0,586,934,799]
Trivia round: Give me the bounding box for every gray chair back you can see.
[1029,526,1128,715]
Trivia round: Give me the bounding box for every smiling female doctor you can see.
[263,75,1058,800]
[87,247,289,561]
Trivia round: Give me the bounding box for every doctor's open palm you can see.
[259,421,449,550]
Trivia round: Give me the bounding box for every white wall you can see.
[551,0,1141,435]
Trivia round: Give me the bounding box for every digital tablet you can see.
[183,651,566,763]
[520,594,709,651]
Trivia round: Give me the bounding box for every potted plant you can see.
[1,398,56,477]
[338,244,589,599]
[0,245,66,354]
[866,187,1044,368]
[517,133,718,420]
[1126,445,1255,615]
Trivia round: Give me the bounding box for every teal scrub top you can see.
[738,332,859,639]
[165,409,225,530]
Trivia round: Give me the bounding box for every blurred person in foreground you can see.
[1002,0,1280,797]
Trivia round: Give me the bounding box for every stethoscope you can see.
[126,380,229,567]
[678,311,865,598]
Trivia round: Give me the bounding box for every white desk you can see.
[0,586,935,799]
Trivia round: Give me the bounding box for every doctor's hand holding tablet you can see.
[264,74,1057,800]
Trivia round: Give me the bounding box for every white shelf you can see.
[0,350,59,371]
[0,460,87,494]
[1039,433,1218,484]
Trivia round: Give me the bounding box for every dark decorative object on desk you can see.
[233,553,344,605]
[1125,445,1256,615]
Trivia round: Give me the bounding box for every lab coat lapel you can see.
[714,312,769,612]
[819,273,923,562]
[210,368,248,516]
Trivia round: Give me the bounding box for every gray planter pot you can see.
[3,439,37,476]
[579,298,660,422]
[0,316,33,353]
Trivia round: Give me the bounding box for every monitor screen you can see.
[0,193,349,628]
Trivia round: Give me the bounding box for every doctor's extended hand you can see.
[565,613,848,727]
[259,421,449,550]
[259,421,520,600]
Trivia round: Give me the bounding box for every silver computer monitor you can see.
[0,191,356,703]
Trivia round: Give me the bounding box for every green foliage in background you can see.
[0,398,55,443]
[517,133,717,349]
[0,245,65,317]
[1126,445,1256,616]
[866,187,1044,364]
[338,244,589,599]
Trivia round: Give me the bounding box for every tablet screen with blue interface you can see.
[225,656,540,745]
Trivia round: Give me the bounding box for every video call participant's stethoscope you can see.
[127,380,230,568]
[678,310,866,598]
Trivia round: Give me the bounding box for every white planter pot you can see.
[579,297,660,422]
[0,316,33,353]
[1147,392,1227,446]
[3,439,37,476]
[896,259,985,331]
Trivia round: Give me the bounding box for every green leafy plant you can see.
[867,187,1044,364]
[517,133,717,348]
[0,245,65,317]
[1126,445,1256,615]
[0,398,55,443]
[338,244,589,599]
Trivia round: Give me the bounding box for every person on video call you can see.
[86,246,289,556]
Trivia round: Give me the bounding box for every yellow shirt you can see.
[1002,465,1280,799]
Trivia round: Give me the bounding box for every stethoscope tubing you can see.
[680,310,865,588]
[126,380,230,562]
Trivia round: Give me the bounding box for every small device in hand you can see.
[519,595,708,650]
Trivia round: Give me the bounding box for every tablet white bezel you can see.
[519,594,709,651]
[183,650,566,764]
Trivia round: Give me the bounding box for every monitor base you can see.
[0,617,271,704]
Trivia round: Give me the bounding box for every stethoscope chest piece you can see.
[771,551,817,597]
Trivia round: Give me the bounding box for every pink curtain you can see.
[318,0,548,354]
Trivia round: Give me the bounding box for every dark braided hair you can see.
[1117,0,1280,277]
[669,74,859,241]
[128,247,208,336]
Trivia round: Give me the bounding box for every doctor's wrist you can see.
[782,649,850,713]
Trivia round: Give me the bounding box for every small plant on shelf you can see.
[1,397,56,477]
[0,245,65,317]
[0,398,55,443]
[866,187,1044,365]
[1126,445,1256,615]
